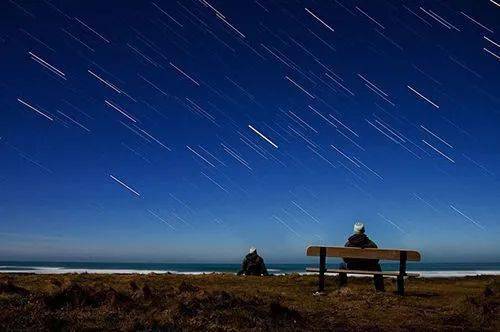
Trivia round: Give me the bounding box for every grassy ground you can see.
[0,273,498,331]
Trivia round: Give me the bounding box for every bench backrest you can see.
[306,246,421,261]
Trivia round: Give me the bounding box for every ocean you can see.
[1,261,499,277]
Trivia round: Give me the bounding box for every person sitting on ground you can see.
[237,247,269,276]
[339,222,385,291]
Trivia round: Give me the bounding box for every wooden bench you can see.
[306,246,421,295]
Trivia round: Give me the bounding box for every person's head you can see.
[353,222,365,234]
[249,246,257,254]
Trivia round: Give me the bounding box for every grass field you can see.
[0,273,498,331]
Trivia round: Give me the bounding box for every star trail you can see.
[0,0,499,262]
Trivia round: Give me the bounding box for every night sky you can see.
[0,0,499,262]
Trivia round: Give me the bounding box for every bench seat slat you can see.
[306,246,421,261]
[305,267,419,277]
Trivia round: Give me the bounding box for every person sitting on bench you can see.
[339,222,385,291]
[237,247,269,276]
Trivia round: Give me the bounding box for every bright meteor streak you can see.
[248,125,278,148]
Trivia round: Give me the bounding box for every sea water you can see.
[0,261,499,277]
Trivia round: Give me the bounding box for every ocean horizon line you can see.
[1,261,499,277]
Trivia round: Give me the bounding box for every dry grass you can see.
[0,273,498,331]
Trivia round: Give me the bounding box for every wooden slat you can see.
[305,267,419,277]
[306,246,421,261]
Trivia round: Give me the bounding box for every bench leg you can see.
[318,247,326,292]
[397,276,404,295]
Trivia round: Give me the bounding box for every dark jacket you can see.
[237,252,269,276]
[343,233,380,268]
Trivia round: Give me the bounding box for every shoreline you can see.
[1,268,500,277]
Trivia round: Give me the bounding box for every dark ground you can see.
[0,273,498,331]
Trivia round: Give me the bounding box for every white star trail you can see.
[422,139,455,163]
[186,145,216,168]
[285,76,315,99]
[450,205,484,230]
[248,125,278,148]
[483,48,500,61]
[308,105,337,127]
[88,70,122,93]
[201,171,228,193]
[273,215,301,237]
[420,125,453,148]
[291,201,320,223]
[484,36,500,48]
[169,62,200,86]
[460,12,494,33]
[104,100,137,122]
[151,2,184,27]
[147,209,175,230]
[377,213,406,233]
[17,98,53,121]
[305,8,335,32]
[139,128,172,151]
[109,174,141,196]
[74,17,110,43]
[331,144,359,167]
[407,85,440,109]
[28,51,66,79]
[355,6,385,29]
[56,110,90,132]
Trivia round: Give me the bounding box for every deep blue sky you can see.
[0,0,499,262]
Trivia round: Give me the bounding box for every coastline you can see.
[1,267,500,277]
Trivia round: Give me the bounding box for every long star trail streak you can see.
[308,105,337,127]
[420,125,453,148]
[355,6,385,29]
[304,8,335,32]
[377,213,406,234]
[325,72,355,96]
[109,174,141,196]
[413,193,440,213]
[74,17,110,43]
[329,115,359,137]
[407,85,440,108]
[484,48,500,60]
[291,201,320,223]
[307,146,336,168]
[139,128,172,151]
[29,51,66,79]
[484,36,500,48]
[151,2,183,27]
[201,171,228,193]
[331,145,359,167]
[248,125,278,148]
[422,139,455,163]
[272,215,301,237]
[284,76,315,99]
[147,210,175,230]
[460,12,494,33]
[169,62,200,86]
[104,100,137,122]
[450,205,484,230]
[88,70,122,93]
[17,98,54,121]
[56,110,90,132]
[187,146,216,168]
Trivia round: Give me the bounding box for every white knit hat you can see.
[353,222,365,233]
[249,246,257,254]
